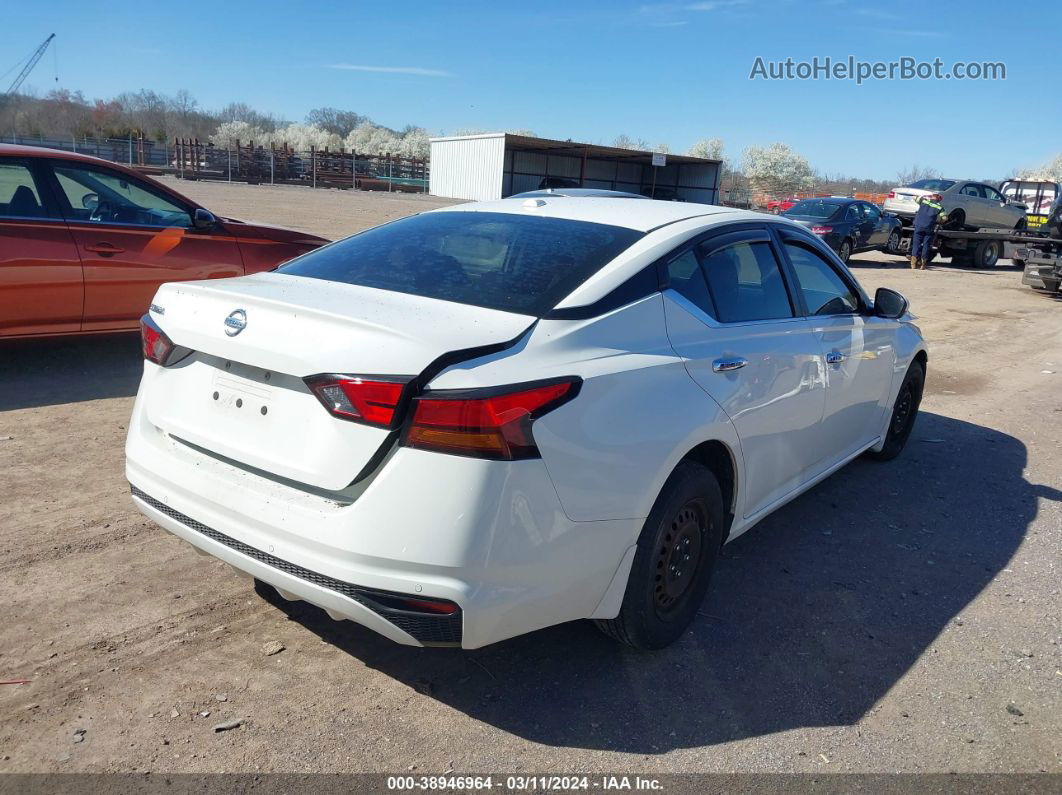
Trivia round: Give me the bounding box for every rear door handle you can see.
[85,242,125,255]
[826,351,847,365]
[712,357,748,373]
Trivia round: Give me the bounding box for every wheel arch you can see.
[679,438,738,540]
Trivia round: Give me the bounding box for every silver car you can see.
[883,178,1027,231]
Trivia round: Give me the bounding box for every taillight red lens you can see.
[140,314,174,365]
[305,376,408,428]
[887,191,896,199]
[811,225,833,234]
[403,378,580,460]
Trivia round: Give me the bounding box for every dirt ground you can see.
[0,182,1060,775]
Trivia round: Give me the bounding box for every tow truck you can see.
[891,193,1061,279]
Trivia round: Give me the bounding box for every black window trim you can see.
[773,225,870,316]
[37,157,198,230]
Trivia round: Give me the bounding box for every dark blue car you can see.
[782,198,902,263]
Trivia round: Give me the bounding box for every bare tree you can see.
[895,164,940,186]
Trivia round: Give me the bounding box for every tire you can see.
[866,361,924,462]
[838,238,852,263]
[595,461,725,650]
[973,239,1002,268]
[945,209,966,231]
[885,229,902,255]
[1014,217,1027,231]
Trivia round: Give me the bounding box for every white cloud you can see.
[327,63,453,77]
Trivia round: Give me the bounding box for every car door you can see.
[660,226,827,518]
[777,229,896,465]
[982,184,1016,228]
[860,202,889,247]
[957,182,989,227]
[844,203,870,249]
[0,157,84,337]
[41,158,243,331]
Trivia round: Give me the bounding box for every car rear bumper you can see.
[125,391,640,648]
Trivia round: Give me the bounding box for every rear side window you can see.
[666,250,714,317]
[699,241,793,323]
[278,211,643,316]
[0,159,48,219]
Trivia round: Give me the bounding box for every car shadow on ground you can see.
[262,411,1059,752]
[0,333,142,411]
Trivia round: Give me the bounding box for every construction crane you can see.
[4,33,56,96]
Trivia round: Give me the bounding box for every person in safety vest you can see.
[910,193,947,270]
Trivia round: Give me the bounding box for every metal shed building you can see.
[429,133,722,204]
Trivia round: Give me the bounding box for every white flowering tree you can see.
[741,143,815,197]
[687,137,725,161]
[209,120,270,146]
[1017,153,1062,182]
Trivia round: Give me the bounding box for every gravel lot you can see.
[1,182,1060,775]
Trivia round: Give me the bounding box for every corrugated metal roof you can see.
[428,133,721,166]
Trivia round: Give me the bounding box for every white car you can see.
[883,178,1027,231]
[127,197,927,650]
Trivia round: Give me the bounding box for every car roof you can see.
[432,196,759,233]
[789,197,853,205]
[0,143,126,168]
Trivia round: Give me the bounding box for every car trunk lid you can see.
[141,273,533,490]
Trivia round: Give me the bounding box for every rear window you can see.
[907,179,956,191]
[784,200,841,219]
[278,211,643,316]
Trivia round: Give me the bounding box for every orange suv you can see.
[0,145,328,338]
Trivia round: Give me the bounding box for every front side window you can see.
[983,186,1004,202]
[278,211,643,316]
[0,159,49,219]
[699,241,793,323]
[784,242,860,316]
[51,163,192,227]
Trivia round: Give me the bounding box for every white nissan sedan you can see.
[127,196,927,650]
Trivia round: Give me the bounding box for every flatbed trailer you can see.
[895,226,1055,269]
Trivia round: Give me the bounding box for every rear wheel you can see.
[595,461,725,650]
[838,238,852,263]
[945,209,966,231]
[866,360,924,461]
[973,239,1002,268]
[1014,217,1027,231]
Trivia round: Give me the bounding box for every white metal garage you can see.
[429,133,722,204]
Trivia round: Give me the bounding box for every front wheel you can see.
[866,360,924,461]
[595,461,725,650]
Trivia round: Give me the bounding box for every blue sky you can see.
[3,0,1058,180]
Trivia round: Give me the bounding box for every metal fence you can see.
[3,133,430,193]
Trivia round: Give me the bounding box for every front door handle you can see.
[712,357,748,373]
[85,242,125,255]
[826,351,847,365]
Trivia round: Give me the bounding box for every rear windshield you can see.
[784,200,841,219]
[277,211,643,316]
[907,179,956,191]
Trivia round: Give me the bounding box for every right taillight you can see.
[402,377,581,460]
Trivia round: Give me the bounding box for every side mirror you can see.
[874,287,908,319]
[193,208,217,230]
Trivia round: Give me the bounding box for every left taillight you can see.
[140,314,176,365]
[402,377,581,460]
[304,375,410,429]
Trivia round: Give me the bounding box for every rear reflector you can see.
[403,377,580,460]
[140,314,175,365]
[304,375,409,428]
